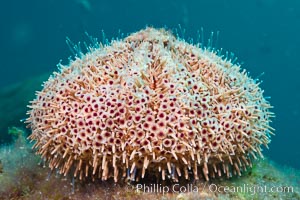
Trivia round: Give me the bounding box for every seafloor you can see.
[0,75,299,200]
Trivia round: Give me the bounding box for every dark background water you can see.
[0,0,299,169]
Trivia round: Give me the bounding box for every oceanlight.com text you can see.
[135,183,294,196]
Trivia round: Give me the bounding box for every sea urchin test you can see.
[26,28,274,182]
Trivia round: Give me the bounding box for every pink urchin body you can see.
[27,28,274,182]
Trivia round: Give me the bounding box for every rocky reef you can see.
[0,127,299,199]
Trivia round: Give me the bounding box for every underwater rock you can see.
[0,132,299,200]
[0,73,49,143]
[26,28,274,182]
[0,160,2,174]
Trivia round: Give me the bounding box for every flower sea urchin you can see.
[26,28,274,182]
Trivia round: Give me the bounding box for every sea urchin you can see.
[26,28,274,182]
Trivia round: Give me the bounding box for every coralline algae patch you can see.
[26,28,274,183]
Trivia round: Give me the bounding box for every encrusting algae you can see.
[26,27,275,183]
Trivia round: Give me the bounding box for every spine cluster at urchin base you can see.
[26,28,275,182]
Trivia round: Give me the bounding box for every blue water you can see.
[0,0,299,170]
